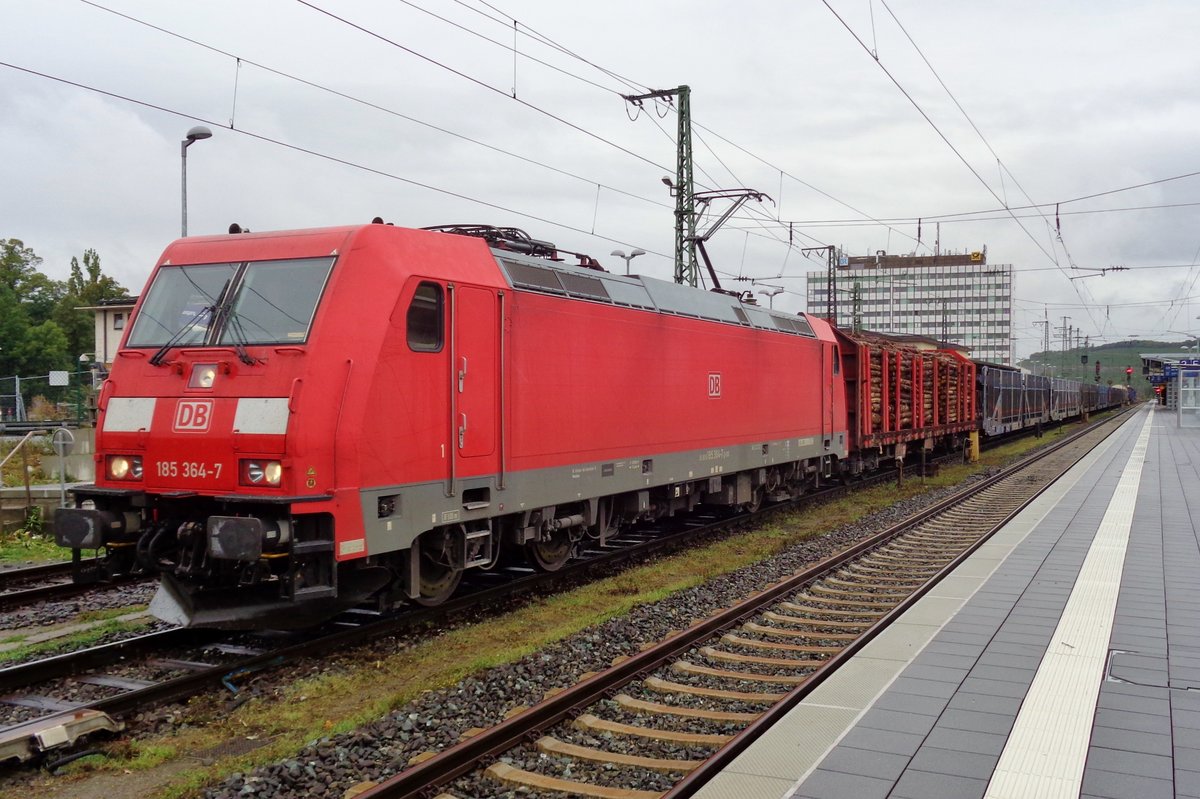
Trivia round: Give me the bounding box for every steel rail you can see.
[0,408,1127,764]
[663,406,1139,798]
[354,406,1137,799]
[0,574,145,613]
[0,561,77,586]
[0,628,211,693]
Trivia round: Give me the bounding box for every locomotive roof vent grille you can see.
[558,272,611,302]
[498,256,813,339]
[504,261,568,295]
[772,315,815,337]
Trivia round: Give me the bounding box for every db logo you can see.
[173,399,213,433]
[707,373,722,398]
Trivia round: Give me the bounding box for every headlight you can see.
[189,363,218,389]
[240,459,282,486]
[107,455,143,481]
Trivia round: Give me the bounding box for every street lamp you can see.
[181,125,212,237]
[610,249,645,275]
[756,285,785,309]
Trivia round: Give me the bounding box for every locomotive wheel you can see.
[742,487,765,513]
[412,531,463,606]
[526,531,573,572]
[414,558,462,606]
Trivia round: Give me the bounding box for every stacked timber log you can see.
[846,330,974,441]
[899,351,914,429]
[923,357,935,426]
[869,349,884,428]
[942,357,961,423]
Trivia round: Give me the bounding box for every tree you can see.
[0,238,41,293]
[0,285,28,380]
[21,271,65,325]
[16,319,70,377]
[0,239,65,324]
[66,249,122,301]
[1,240,125,417]
[54,248,128,361]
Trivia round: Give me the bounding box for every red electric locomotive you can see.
[55,223,853,627]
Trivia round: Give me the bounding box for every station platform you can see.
[695,404,1200,799]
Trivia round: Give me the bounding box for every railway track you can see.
[0,559,149,612]
[0,478,889,766]
[343,407,1136,799]
[0,412,1113,767]
[0,560,84,612]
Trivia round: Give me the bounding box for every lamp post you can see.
[610,249,645,275]
[181,125,212,237]
[756,285,785,309]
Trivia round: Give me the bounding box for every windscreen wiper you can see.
[222,311,260,366]
[149,305,215,366]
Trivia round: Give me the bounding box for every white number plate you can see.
[155,461,224,480]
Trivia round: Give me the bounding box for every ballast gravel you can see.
[0,580,156,631]
[202,473,993,799]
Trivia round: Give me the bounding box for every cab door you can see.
[823,341,837,449]
[451,285,499,473]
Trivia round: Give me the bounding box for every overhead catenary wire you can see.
[724,199,1200,229]
[39,2,842,287]
[325,0,919,258]
[448,0,650,95]
[444,0,930,256]
[819,0,1080,282]
[390,0,634,96]
[77,0,672,214]
[879,0,1092,298]
[632,101,831,272]
[0,60,669,263]
[293,0,671,173]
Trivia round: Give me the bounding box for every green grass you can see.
[0,530,69,563]
[0,618,151,665]
[76,604,149,624]
[56,741,178,776]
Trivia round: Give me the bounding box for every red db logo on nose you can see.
[173,400,213,432]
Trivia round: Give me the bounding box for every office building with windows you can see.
[805,248,1013,365]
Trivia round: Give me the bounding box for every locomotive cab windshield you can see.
[128,256,336,352]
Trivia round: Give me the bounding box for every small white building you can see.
[78,296,137,366]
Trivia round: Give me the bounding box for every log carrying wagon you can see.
[833,330,976,472]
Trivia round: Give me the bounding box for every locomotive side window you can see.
[407,282,444,352]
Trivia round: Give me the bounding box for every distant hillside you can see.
[1017,339,1189,391]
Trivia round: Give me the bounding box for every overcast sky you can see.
[3,0,1199,358]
